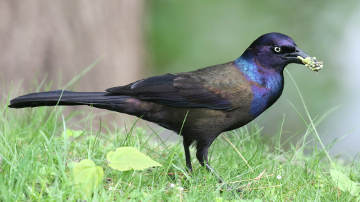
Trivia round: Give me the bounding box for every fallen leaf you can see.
[107,147,161,171]
[72,159,104,198]
[330,168,360,196]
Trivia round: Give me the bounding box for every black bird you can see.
[9,32,322,172]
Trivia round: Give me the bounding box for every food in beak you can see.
[297,56,323,72]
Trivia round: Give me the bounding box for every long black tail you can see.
[8,90,131,112]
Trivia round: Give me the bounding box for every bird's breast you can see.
[248,73,283,117]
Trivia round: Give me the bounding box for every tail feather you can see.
[8,90,130,112]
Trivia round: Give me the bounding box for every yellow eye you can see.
[274,46,281,53]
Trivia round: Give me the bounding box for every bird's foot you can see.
[218,183,242,193]
[204,164,242,193]
[205,164,224,183]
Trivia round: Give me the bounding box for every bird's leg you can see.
[196,144,224,183]
[195,145,208,167]
[196,144,241,192]
[183,138,192,172]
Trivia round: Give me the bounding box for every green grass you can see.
[0,92,359,201]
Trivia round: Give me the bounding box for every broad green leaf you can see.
[63,129,84,139]
[215,197,228,202]
[107,147,161,171]
[330,168,360,196]
[72,159,104,198]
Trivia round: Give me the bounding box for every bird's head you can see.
[242,32,323,72]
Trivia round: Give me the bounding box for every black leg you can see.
[195,144,208,167]
[196,140,240,192]
[196,142,224,183]
[183,138,192,171]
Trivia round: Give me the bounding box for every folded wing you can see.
[106,71,236,110]
[106,63,252,111]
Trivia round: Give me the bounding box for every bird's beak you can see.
[285,47,323,71]
[285,47,310,64]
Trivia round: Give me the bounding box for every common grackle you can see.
[9,33,322,172]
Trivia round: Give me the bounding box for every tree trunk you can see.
[1,0,145,129]
[1,0,144,93]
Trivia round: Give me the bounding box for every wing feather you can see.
[106,62,250,111]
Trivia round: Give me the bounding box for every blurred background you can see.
[1,0,359,158]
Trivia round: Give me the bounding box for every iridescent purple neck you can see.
[234,55,284,117]
[234,55,264,85]
[234,54,284,87]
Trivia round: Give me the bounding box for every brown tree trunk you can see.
[0,1,147,131]
[0,0,144,94]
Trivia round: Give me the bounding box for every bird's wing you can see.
[106,63,251,111]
